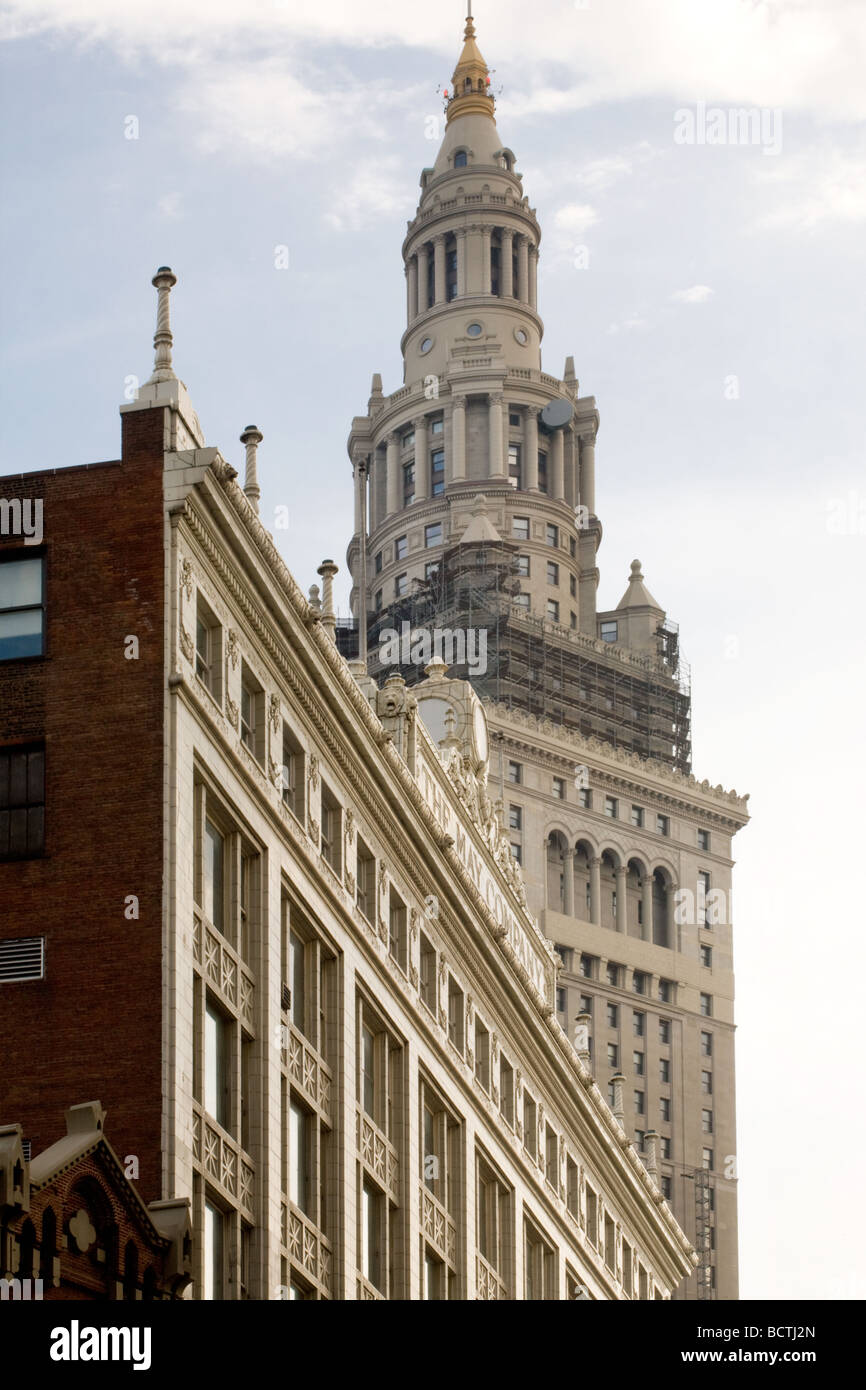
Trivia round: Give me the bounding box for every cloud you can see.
[552,202,599,238]
[672,285,714,304]
[323,157,412,231]
[606,316,649,335]
[157,192,183,219]
[753,143,866,231]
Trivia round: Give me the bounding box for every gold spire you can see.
[445,2,495,126]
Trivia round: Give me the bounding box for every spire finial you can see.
[240,425,263,513]
[147,266,177,384]
[466,0,475,38]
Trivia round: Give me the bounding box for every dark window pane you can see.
[10,807,28,855]
[10,753,27,805]
[27,806,44,853]
[28,750,44,802]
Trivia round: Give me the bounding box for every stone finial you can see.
[610,1073,625,1129]
[564,355,576,386]
[240,425,263,513]
[424,657,448,682]
[308,584,322,614]
[574,1011,592,1072]
[317,560,338,642]
[644,1130,660,1184]
[147,266,178,385]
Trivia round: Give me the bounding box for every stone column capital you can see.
[385,431,400,447]
[412,414,428,432]
[488,390,504,406]
[525,404,541,419]
[432,232,446,246]
[480,225,492,241]
[451,393,467,409]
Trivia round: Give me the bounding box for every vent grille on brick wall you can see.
[0,936,45,982]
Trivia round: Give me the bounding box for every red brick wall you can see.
[0,406,167,1203]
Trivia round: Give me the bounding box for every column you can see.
[615,865,628,934]
[455,228,467,297]
[528,244,538,309]
[488,392,505,478]
[407,258,418,325]
[501,228,514,297]
[481,227,492,295]
[563,848,575,917]
[551,428,565,500]
[353,458,363,535]
[416,243,430,316]
[414,416,429,501]
[451,394,467,481]
[524,407,539,490]
[641,875,653,943]
[433,235,446,305]
[386,433,401,516]
[589,856,601,926]
[517,235,529,303]
[580,432,596,517]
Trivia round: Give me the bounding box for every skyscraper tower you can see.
[346,7,749,1299]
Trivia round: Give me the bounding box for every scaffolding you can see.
[693,1168,715,1300]
[337,537,692,775]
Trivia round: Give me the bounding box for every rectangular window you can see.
[513,592,530,609]
[203,818,225,932]
[424,523,442,548]
[361,1179,383,1291]
[579,993,592,1014]
[622,1240,633,1297]
[374,588,383,612]
[545,523,558,547]
[447,976,464,1053]
[403,462,415,507]
[537,452,548,493]
[0,553,44,660]
[419,933,436,1013]
[552,775,565,800]
[585,1187,598,1246]
[566,1156,578,1218]
[515,554,530,577]
[402,429,415,450]
[320,784,342,876]
[395,535,408,561]
[604,795,617,819]
[578,787,591,808]
[523,1092,537,1158]
[475,1018,490,1091]
[579,953,595,979]
[659,1018,671,1044]
[600,620,617,643]
[361,1024,376,1120]
[569,574,577,597]
[701,1030,713,1057]
[430,417,444,436]
[513,517,530,541]
[431,449,445,496]
[633,1050,645,1076]
[606,962,620,987]
[508,443,522,489]
[698,870,712,925]
[632,971,646,995]
[634,1090,645,1115]
[524,1218,556,1300]
[374,550,382,574]
[240,663,264,762]
[195,593,222,701]
[702,1070,713,1095]
[388,888,407,972]
[499,1055,514,1125]
[656,814,669,836]
[702,1109,714,1134]
[395,573,408,597]
[508,804,522,831]
[356,837,376,923]
[700,944,713,969]
[424,561,440,580]
[510,842,522,864]
[545,1125,558,1186]
[633,1011,645,1037]
[660,1135,671,1159]
[289,929,306,1034]
[661,1175,672,1200]
[203,1200,223,1301]
[660,1097,671,1123]
[0,935,45,982]
[281,725,305,821]
[604,1213,616,1272]
[204,999,228,1128]
[546,599,560,622]
[703,1148,714,1170]
[700,992,713,1017]
[607,1043,618,1068]
[630,805,644,828]
[659,1058,670,1083]
[606,1002,618,1027]
[507,760,522,785]
[658,978,673,1003]
[546,560,559,586]
[0,744,45,861]
[556,986,566,1014]
[698,828,710,851]
[289,1100,311,1216]
[634,1130,645,1151]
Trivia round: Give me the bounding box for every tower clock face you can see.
[472,701,489,767]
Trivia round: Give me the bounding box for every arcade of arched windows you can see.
[545,831,677,949]
[406,225,538,320]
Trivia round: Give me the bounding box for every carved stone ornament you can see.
[268,693,281,733]
[308,754,320,792]
[409,964,419,990]
[345,870,356,898]
[179,626,194,663]
[410,908,420,942]
[180,559,194,602]
[226,629,240,671]
[308,816,320,846]
[226,697,239,730]
[269,757,282,789]
[345,808,355,845]
[438,1006,448,1031]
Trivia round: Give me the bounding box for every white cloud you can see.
[323,157,411,232]
[671,285,714,304]
[753,143,866,231]
[157,192,183,219]
[606,316,648,335]
[552,202,598,237]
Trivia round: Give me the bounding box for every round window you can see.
[514,328,528,345]
[466,322,483,338]
[420,337,434,354]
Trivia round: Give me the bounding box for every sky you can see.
[1,0,864,1300]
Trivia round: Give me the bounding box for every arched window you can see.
[454,150,468,169]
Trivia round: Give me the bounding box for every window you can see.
[477,1156,511,1291]
[606,1002,618,1027]
[420,933,436,1013]
[659,1058,670,1084]
[544,1125,559,1188]
[523,1092,537,1158]
[579,993,592,1014]
[698,828,710,851]
[431,450,445,496]
[454,149,468,168]
[656,814,669,836]
[202,818,225,932]
[499,1055,514,1125]
[507,804,522,832]
[634,1130,645,1151]
[700,992,713,1017]
[394,535,408,561]
[507,760,522,785]
[447,976,464,1053]
[389,888,407,972]
[203,1200,223,1301]
[633,1011,645,1037]
[545,523,558,547]
[604,796,617,818]
[630,805,644,828]
[374,589,383,612]
[546,599,560,622]
[604,1213,616,1273]
[607,1043,618,1069]
[195,594,222,701]
[658,978,673,1003]
[552,775,565,800]
[402,429,415,450]
[395,573,408,598]
[513,517,530,541]
[579,954,595,979]
[622,1239,633,1297]
[569,536,577,557]
[702,1070,713,1095]
[554,943,572,970]
[240,663,264,762]
[374,550,382,574]
[578,787,591,808]
[660,1136,671,1158]
[424,561,440,581]
[569,574,577,597]
[0,553,43,659]
[660,1097,671,1123]
[320,784,342,877]
[508,443,522,489]
[632,971,647,996]
[700,944,713,969]
[289,1100,312,1216]
[633,1050,645,1076]
[430,416,444,436]
[356,838,375,923]
[361,1179,383,1291]
[566,1156,579,1219]
[424,523,442,548]
[546,561,559,585]
[0,935,44,982]
[524,1218,557,1300]
[402,462,415,507]
[661,1176,672,1200]
[513,592,530,610]
[600,621,617,643]
[701,1031,713,1057]
[556,986,566,1015]
[468,1017,491,1094]
[698,870,712,925]
[703,1148,714,1170]
[570,612,577,629]
[585,1187,598,1246]
[537,453,548,494]
[606,963,620,987]
[281,725,305,821]
[204,999,228,1128]
[659,1019,671,1045]
[702,1109,714,1134]
[634,1090,645,1115]
[515,554,530,578]
[0,744,45,861]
